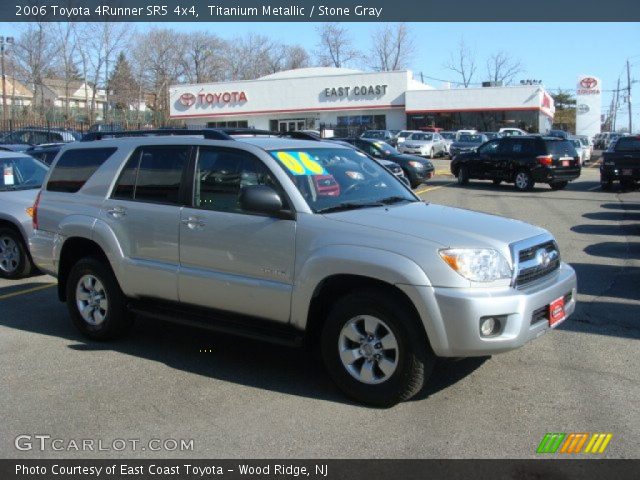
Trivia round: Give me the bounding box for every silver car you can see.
[398,132,446,158]
[0,152,48,278]
[30,130,577,406]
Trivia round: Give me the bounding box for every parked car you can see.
[601,135,640,189]
[397,132,446,159]
[337,137,435,188]
[439,131,456,155]
[451,136,581,191]
[0,128,77,147]
[392,130,419,148]
[25,143,65,166]
[548,130,570,140]
[0,152,49,278]
[449,133,489,158]
[606,133,623,150]
[30,128,577,406]
[481,132,503,141]
[498,127,527,136]
[576,135,593,156]
[359,130,395,142]
[455,129,478,140]
[324,139,409,186]
[569,137,589,165]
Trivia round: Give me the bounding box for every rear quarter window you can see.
[545,140,577,157]
[47,148,117,193]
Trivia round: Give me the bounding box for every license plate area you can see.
[623,168,633,176]
[548,296,566,327]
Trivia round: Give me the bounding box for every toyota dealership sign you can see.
[576,75,601,140]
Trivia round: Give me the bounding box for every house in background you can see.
[33,78,107,113]
[0,76,34,107]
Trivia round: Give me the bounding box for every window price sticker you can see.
[3,165,14,185]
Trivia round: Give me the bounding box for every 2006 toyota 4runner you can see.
[30,129,577,406]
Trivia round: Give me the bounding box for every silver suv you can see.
[30,129,577,406]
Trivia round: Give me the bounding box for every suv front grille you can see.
[514,240,560,287]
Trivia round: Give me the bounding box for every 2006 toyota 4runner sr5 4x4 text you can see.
[30,129,577,406]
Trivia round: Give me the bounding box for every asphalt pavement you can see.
[1,162,638,459]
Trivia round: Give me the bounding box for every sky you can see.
[2,21,640,128]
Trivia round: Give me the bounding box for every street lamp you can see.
[0,36,15,125]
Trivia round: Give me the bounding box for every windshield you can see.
[270,148,416,213]
[409,133,433,141]
[362,131,385,139]
[0,156,48,191]
[458,134,484,143]
[371,141,399,155]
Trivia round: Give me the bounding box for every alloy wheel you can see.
[0,235,20,274]
[76,274,109,326]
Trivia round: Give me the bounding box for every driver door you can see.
[474,139,501,177]
[178,146,296,324]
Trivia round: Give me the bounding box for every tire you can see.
[514,170,534,191]
[321,289,434,407]
[457,165,470,186]
[403,169,420,189]
[492,179,502,186]
[549,181,568,190]
[0,227,32,279]
[66,256,133,341]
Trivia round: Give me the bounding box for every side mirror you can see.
[239,185,289,217]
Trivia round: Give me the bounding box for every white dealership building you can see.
[169,67,555,134]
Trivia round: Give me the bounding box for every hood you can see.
[326,202,547,252]
[389,153,432,165]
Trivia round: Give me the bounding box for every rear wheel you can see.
[549,181,568,190]
[429,148,435,159]
[457,165,470,186]
[66,257,133,340]
[0,228,32,279]
[514,170,534,191]
[321,289,434,407]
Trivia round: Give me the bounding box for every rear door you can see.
[102,145,191,301]
[177,146,296,324]
[474,139,501,177]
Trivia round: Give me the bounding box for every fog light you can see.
[480,317,498,337]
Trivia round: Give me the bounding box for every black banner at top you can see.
[2,0,640,22]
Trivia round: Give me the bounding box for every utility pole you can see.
[626,60,633,133]
[613,78,620,131]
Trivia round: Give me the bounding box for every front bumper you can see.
[398,262,577,357]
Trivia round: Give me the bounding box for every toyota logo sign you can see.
[580,77,598,89]
[179,93,196,107]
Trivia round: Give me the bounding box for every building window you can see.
[206,121,249,128]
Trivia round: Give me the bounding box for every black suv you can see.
[451,136,581,191]
[337,137,434,188]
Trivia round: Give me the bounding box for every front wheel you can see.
[457,165,470,186]
[514,170,534,191]
[321,289,434,407]
[66,257,133,340]
[0,228,32,279]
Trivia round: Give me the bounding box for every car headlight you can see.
[439,248,512,282]
[408,161,424,169]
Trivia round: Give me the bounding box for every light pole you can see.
[0,37,14,126]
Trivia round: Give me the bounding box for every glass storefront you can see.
[407,110,542,133]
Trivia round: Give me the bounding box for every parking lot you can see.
[1,160,638,459]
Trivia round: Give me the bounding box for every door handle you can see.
[181,216,205,229]
[106,206,126,218]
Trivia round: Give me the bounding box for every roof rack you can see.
[81,128,234,142]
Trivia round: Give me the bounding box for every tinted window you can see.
[114,146,189,204]
[195,147,284,214]
[478,140,500,154]
[545,140,577,157]
[614,137,640,152]
[47,148,116,193]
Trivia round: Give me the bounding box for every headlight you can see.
[439,248,512,282]
[408,161,424,169]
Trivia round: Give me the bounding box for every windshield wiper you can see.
[378,196,414,205]
[316,201,384,214]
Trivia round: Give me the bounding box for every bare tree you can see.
[283,45,310,70]
[315,23,359,68]
[226,33,277,80]
[52,23,80,119]
[444,38,477,88]
[180,31,227,84]
[13,23,55,110]
[486,51,523,85]
[369,23,415,71]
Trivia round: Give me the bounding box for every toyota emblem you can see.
[580,77,598,89]
[179,92,196,107]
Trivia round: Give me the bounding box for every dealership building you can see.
[169,67,555,134]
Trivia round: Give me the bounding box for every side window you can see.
[47,148,117,193]
[28,131,49,145]
[112,145,189,205]
[478,140,500,155]
[194,147,284,214]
